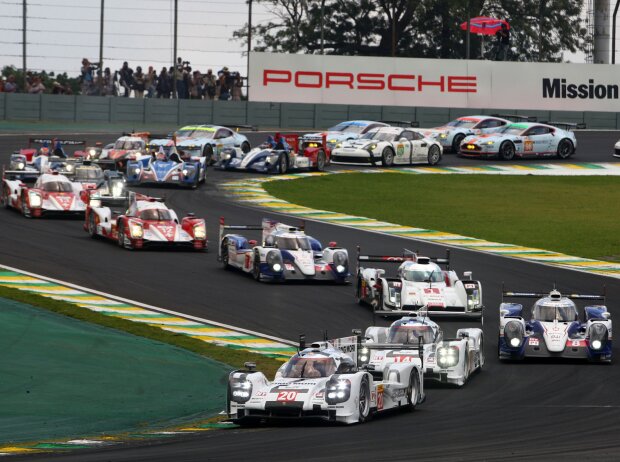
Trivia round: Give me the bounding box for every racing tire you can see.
[557,139,574,159]
[252,254,261,281]
[357,376,371,423]
[461,348,471,386]
[87,213,98,239]
[499,141,516,161]
[220,241,230,269]
[381,147,394,167]
[203,145,214,165]
[21,193,30,218]
[313,150,327,172]
[478,336,485,369]
[117,221,129,249]
[405,370,420,411]
[189,171,199,190]
[1,186,9,209]
[276,154,289,175]
[355,278,365,306]
[427,144,442,166]
[241,141,251,154]
[451,134,465,153]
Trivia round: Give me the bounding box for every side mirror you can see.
[602,312,611,320]
[328,241,337,247]
[244,362,256,371]
[248,239,257,246]
[463,271,472,280]
[351,328,362,336]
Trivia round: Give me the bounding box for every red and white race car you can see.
[1,171,88,218]
[84,193,207,251]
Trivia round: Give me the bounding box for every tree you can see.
[236,0,588,62]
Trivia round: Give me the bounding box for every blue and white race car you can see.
[173,125,251,164]
[423,115,513,152]
[499,289,611,362]
[218,217,350,283]
[303,120,388,151]
[459,121,583,160]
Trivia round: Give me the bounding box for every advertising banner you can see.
[249,52,620,112]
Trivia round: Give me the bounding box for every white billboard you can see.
[249,52,620,112]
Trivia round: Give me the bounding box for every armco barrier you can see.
[0,93,619,129]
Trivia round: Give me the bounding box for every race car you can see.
[363,313,483,387]
[8,138,86,180]
[69,163,127,203]
[74,142,114,161]
[84,193,207,251]
[499,289,612,362]
[227,334,425,425]
[303,120,389,151]
[172,125,252,164]
[355,248,483,319]
[218,217,350,283]
[459,121,583,160]
[423,115,514,152]
[218,133,329,173]
[96,132,150,170]
[613,139,620,158]
[330,126,442,166]
[126,143,206,188]
[1,171,88,218]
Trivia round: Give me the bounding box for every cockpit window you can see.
[42,181,73,192]
[360,130,398,142]
[401,268,444,283]
[532,302,576,322]
[75,168,103,180]
[447,119,478,128]
[114,140,144,150]
[281,356,337,378]
[275,236,311,250]
[327,122,366,134]
[139,209,172,221]
[387,325,435,344]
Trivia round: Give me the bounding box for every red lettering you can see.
[325,72,354,89]
[448,76,477,93]
[418,76,445,92]
[387,74,415,91]
[357,73,385,90]
[263,69,291,86]
[295,71,322,88]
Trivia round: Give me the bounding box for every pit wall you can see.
[0,93,618,129]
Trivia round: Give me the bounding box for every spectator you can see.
[232,73,243,101]
[145,66,156,98]
[203,69,216,100]
[133,66,146,98]
[175,57,186,99]
[156,67,171,98]
[80,58,99,95]
[189,70,202,99]
[118,61,133,97]
[0,78,4,93]
[27,75,46,94]
[4,74,18,93]
[218,67,231,100]
[102,67,115,96]
[495,23,510,61]
[51,81,64,94]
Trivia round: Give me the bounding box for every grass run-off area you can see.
[264,173,620,261]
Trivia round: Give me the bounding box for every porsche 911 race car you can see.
[499,289,611,362]
[96,132,150,170]
[218,217,350,283]
[126,143,206,188]
[422,115,515,152]
[1,171,88,218]
[172,124,251,164]
[218,133,329,173]
[459,121,583,160]
[363,313,483,387]
[331,126,442,166]
[227,334,425,425]
[302,120,389,150]
[355,248,483,319]
[84,193,207,250]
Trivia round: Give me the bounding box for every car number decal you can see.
[528,338,539,346]
[376,385,384,410]
[397,144,404,156]
[276,391,298,401]
[524,140,534,151]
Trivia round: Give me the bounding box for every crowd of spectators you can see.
[0,70,74,95]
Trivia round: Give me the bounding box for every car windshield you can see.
[500,126,527,135]
[74,168,103,180]
[275,236,311,250]
[401,268,444,283]
[387,325,435,344]
[139,209,173,221]
[360,130,398,142]
[328,122,366,134]
[446,119,478,128]
[174,129,195,138]
[281,356,337,378]
[42,181,73,192]
[114,140,144,150]
[532,303,576,322]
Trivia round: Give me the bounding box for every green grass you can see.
[264,173,620,260]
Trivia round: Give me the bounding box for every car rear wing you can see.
[370,306,481,319]
[27,137,86,147]
[502,289,605,302]
[218,216,263,259]
[380,120,420,128]
[490,114,537,122]
[356,246,450,269]
[540,121,586,130]
[2,166,39,182]
[228,124,256,132]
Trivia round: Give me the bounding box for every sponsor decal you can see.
[567,339,586,347]
[528,337,539,346]
[377,384,384,411]
[285,263,295,271]
[464,283,477,289]
[397,144,405,156]
[51,193,74,210]
[154,224,176,241]
[542,78,619,100]
[393,355,415,363]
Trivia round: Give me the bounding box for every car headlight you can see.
[504,321,524,348]
[335,143,342,148]
[129,222,143,238]
[439,133,448,139]
[220,151,232,161]
[89,199,102,207]
[328,139,337,144]
[111,180,124,198]
[466,288,481,311]
[437,345,459,368]
[325,377,351,404]
[366,144,377,151]
[89,149,97,157]
[15,161,25,170]
[266,250,283,272]
[358,347,370,364]
[485,141,495,145]
[28,191,42,207]
[182,168,189,176]
[65,164,74,172]
[132,167,140,175]
[230,377,252,403]
[333,251,348,273]
[589,323,608,350]
[194,224,206,239]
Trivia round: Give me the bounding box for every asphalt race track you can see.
[2,130,620,462]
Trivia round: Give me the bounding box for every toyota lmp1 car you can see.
[330,126,442,166]
[422,115,514,152]
[499,289,612,362]
[218,218,350,283]
[84,193,207,250]
[303,120,389,151]
[172,124,252,164]
[355,248,483,319]
[363,314,483,387]
[227,334,425,425]
[459,121,583,160]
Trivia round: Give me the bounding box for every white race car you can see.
[227,334,425,425]
[219,218,350,283]
[330,126,442,166]
[613,139,620,158]
[364,314,483,387]
[422,115,515,152]
[355,248,483,319]
[303,120,389,150]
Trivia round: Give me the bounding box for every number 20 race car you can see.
[227,334,425,425]
[499,289,612,362]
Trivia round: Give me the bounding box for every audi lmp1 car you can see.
[330,126,442,166]
[499,289,612,362]
[363,314,483,387]
[459,121,583,160]
[84,193,207,250]
[423,115,514,152]
[227,334,425,425]
[303,120,389,150]
[172,124,251,164]
[218,218,350,282]
[2,171,88,218]
[355,248,483,319]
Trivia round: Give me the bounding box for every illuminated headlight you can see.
[335,143,342,148]
[230,378,252,403]
[182,169,189,176]
[220,151,232,161]
[504,321,524,348]
[266,250,283,272]
[15,161,25,170]
[437,346,459,368]
[193,224,206,239]
[272,263,282,272]
[439,133,448,139]
[328,139,337,144]
[359,347,370,363]
[132,167,140,175]
[466,288,481,311]
[129,223,143,238]
[591,340,602,350]
[589,323,608,350]
[333,251,348,273]
[111,181,124,198]
[65,164,74,172]
[266,154,279,164]
[485,141,495,145]
[510,338,521,347]
[28,191,42,207]
[89,199,102,207]
[89,149,97,157]
[325,377,351,404]
[366,144,377,151]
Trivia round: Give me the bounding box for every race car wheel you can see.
[557,139,574,159]
[499,141,516,161]
[355,278,364,305]
[406,370,420,411]
[220,241,230,269]
[452,134,465,153]
[117,221,127,248]
[427,145,441,166]
[21,193,30,218]
[462,349,471,386]
[241,141,251,154]
[277,154,289,174]
[252,254,261,281]
[1,186,9,209]
[357,376,371,423]
[88,213,98,238]
[381,147,394,167]
[203,145,214,165]
[478,336,485,369]
[189,171,199,189]
[314,150,326,172]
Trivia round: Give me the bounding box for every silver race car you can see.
[422,115,514,152]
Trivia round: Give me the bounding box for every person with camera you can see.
[156,67,172,98]
[145,66,157,98]
[218,66,232,100]
[202,69,217,100]
[80,58,99,95]
[232,72,243,101]
[119,61,133,97]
